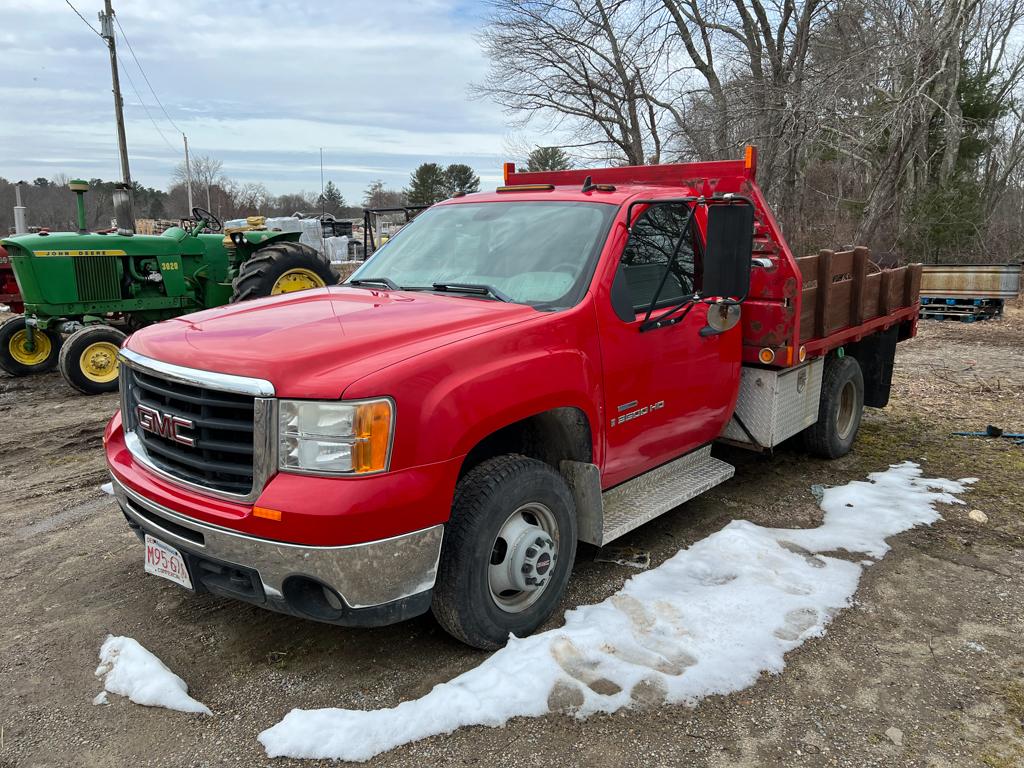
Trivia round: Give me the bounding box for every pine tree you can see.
[445,164,480,196]
[319,180,345,214]
[406,163,451,205]
[526,146,571,172]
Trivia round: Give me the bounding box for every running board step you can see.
[562,446,735,547]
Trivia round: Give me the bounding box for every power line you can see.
[116,47,179,154]
[64,0,103,38]
[113,13,182,134]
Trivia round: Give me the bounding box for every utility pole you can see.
[98,1,131,187]
[183,133,194,211]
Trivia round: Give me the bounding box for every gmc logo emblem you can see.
[136,404,195,447]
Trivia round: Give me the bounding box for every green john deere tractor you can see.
[0,179,336,394]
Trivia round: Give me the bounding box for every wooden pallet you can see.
[919,297,1004,322]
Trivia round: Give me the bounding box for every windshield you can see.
[349,201,616,308]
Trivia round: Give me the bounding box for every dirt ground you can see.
[1,306,1022,768]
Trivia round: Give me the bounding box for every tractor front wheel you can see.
[229,242,336,303]
[59,325,127,395]
[0,316,62,376]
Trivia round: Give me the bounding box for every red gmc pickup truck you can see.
[104,149,922,649]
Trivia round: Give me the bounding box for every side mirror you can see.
[701,204,754,300]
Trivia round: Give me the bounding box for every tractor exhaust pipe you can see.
[13,181,28,235]
[68,179,90,234]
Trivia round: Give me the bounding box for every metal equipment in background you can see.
[919,263,1021,322]
[362,205,428,257]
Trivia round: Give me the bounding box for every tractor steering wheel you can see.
[191,207,223,233]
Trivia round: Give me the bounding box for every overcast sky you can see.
[0,0,527,202]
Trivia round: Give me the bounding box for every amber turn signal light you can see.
[353,400,393,473]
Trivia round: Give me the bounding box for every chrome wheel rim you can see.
[488,502,559,614]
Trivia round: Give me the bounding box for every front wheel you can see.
[802,355,864,458]
[432,454,577,650]
[0,315,62,376]
[58,325,127,394]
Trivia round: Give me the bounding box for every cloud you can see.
[0,0,525,201]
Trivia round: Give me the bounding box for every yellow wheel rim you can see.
[79,341,120,383]
[271,268,326,295]
[9,329,52,367]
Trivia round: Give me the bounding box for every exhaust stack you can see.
[112,183,135,236]
[13,181,28,235]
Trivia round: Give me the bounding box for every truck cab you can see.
[104,150,921,649]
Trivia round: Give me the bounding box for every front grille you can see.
[73,255,120,302]
[123,366,256,495]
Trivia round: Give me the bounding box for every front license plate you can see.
[144,534,193,590]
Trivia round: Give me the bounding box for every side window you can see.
[620,205,697,311]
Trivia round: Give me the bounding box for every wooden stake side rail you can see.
[795,248,922,354]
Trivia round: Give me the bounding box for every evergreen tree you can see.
[319,180,345,213]
[526,146,571,172]
[445,164,480,196]
[406,163,451,205]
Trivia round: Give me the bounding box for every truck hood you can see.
[125,286,538,398]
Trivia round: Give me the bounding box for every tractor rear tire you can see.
[229,242,337,303]
[59,325,127,395]
[0,315,62,376]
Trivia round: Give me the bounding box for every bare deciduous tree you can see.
[475,0,671,164]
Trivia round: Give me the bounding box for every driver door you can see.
[596,203,741,488]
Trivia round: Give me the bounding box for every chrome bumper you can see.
[111,475,443,610]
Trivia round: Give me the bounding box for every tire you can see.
[59,325,127,395]
[802,355,864,458]
[0,316,62,376]
[432,454,578,650]
[229,242,337,303]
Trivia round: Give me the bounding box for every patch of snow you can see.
[100,482,114,496]
[92,691,109,705]
[258,461,971,762]
[95,636,211,715]
[965,641,987,653]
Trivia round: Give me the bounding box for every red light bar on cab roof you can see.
[501,146,759,189]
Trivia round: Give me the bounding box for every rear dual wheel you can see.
[0,316,62,376]
[802,355,864,458]
[58,326,127,395]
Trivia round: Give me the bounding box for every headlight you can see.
[278,398,393,475]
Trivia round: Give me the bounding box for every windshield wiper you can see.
[431,282,512,302]
[348,277,399,290]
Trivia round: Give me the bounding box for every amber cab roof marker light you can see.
[744,145,758,179]
[495,184,556,193]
